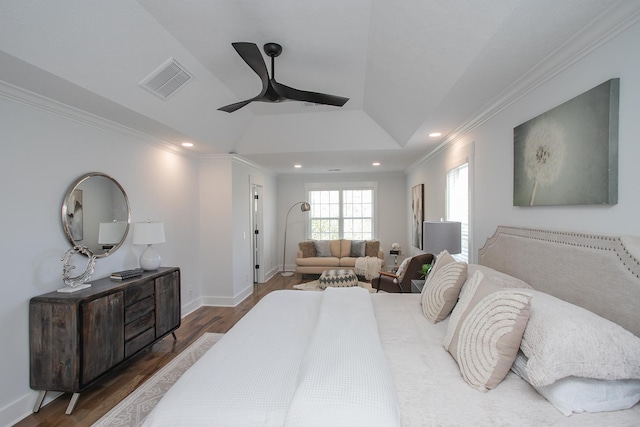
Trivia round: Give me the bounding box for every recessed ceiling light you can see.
[294,164,302,168]
[181,142,194,147]
[372,162,381,166]
[429,132,442,138]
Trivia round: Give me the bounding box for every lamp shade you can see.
[133,221,165,245]
[423,221,461,255]
[98,221,127,244]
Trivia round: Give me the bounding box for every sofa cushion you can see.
[365,240,380,257]
[313,240,332,257]
[296,257,340,267]
[339,257,357,267]
[340,239,352,257]
[330,240,342,257]
[350,240,366,257]
[299,241,317,258]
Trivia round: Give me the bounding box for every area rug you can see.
[92,332,224,427]
[293,280,375,292]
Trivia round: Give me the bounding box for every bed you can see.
[144,226,640,426]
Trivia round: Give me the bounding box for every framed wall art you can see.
[513,78,619,206]
[411,184,424,249]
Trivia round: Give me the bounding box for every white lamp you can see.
[98,220,127,250]
[423,221,462,255]
[133,221,165,270]
[281,201,311,277]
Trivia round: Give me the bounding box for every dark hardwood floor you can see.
[15,273,302,427]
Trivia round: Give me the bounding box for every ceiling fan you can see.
[218,42,349,113]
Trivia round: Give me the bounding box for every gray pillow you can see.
[313,240,332,257]
[350,240,366,257]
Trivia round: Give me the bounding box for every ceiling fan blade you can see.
[231,42,269,90]
[217,99,253,113]
[271,80,349,107]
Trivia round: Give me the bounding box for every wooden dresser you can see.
[29,267,181,414]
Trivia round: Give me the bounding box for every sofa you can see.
[295,239,385,276]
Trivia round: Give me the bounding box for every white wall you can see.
[408,20,640,262]
[0,85,204,425]
[277,172,407,269]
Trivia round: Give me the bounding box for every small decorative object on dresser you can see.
[30,267,181,415]
[59,245,96,292]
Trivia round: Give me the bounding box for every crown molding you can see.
[0,79,196,159]
[407,1,640,173]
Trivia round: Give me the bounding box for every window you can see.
[307,185,375,240]
[446,163,469,262]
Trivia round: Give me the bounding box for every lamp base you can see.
[280,271,294,277]
[140,244,161,271]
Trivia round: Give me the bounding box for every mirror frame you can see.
[61,172,131,258]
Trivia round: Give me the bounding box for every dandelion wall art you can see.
[513,78,619,206]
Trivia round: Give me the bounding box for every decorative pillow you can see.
[512,351,640,416]
[318,269,358,289]
[394,257,412,283]
[444,271,532,392]
[350,240,366,257]
[313,240,332,257]
[299,241,317,258]
[519,289,640,387]
[421,261,467,323]
[429,250,456,277]
[365,240,380,257]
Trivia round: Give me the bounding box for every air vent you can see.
[139,58,192,100]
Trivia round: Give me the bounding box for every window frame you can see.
[305,182,378,241]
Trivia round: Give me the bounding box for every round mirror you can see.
[61,172,131,258]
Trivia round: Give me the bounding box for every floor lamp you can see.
[281,201,311,277]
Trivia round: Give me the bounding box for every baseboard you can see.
[201,285,253,307]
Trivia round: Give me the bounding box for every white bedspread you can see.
[144,288,400,427]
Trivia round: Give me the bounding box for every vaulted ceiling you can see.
[0,0,632,174]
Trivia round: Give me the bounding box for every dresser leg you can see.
[65,392,81,415]
[172,331,177,340]
[33,391,46,413]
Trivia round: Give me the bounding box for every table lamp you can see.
[133,221,165,270]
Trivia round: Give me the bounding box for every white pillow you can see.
[520,290,640,387]
[512,352,640,416]
[394,257,411,283]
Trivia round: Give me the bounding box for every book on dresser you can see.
[110,268,144,280]
[29,267,181,415]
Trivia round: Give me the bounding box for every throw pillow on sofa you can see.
[299,241,317,258]
[350,240,366,257]
[365,240,380,257]
[313,240,332,257]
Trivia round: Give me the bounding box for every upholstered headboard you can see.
[479,226,640,337]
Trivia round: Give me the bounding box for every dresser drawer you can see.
[124,310,155,341]
[124,295,154,324]
[125,327,155,358]
[124,281,154,305]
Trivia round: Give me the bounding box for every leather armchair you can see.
[372,253,434,293]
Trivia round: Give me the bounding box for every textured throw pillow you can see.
[444,271,532,392]
[350,240,366,257]
[421,261,467,323]
[512,351,640,416]
[365,240,380,257]
[313,240,332,257]
[394,257,412,283]
[299,241,317,258]
[429,250,457,277]
[519,289,640,387]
